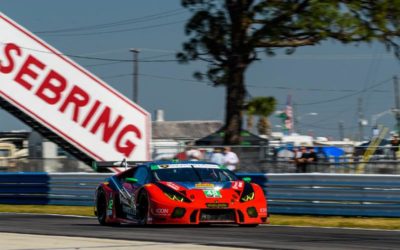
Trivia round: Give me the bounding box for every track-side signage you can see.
[0,13,150,161]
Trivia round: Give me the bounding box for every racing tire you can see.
[96,189,119,226]
[137,191,149,225]
[96,189,108,225]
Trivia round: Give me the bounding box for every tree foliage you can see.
[178,0,400,144]
[245,96,276,135]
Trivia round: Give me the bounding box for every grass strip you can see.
[270,215,400,230]
[1,205,400,230]
[0,205,94,217]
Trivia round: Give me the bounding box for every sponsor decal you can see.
[119,187,137,215]
[108,199,113,210]
[259,208,267,213]
[166,182,180,191]
[154,208,169,215]
[150,164,160,170]
[195,183,214,189]
[203,189,222,198]
[155,164,219,169]
[206,203,228,208]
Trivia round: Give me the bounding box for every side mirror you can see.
[125,177,138,183]
[242,177,251,183]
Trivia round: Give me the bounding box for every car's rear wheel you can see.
[96,189,120,226]
[137,191,149,225]
[96,189,108,225]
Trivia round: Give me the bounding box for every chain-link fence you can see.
[1,145,400,174]
[152,145,400,174]
[0,158,94,172]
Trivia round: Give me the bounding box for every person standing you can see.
[390,135,400,160]
[294,146,309,173]
[187,147,202,161]
[210,147,224,165]
[306,147,318,172]
[223,147,239,171]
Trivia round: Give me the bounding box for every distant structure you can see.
[151,109,222,160]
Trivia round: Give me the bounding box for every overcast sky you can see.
[1,0,400,140]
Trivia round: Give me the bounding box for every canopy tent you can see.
[354,138,390,156]
[194,129,268,146]
[274,145,345,160]
[321,146,345,157]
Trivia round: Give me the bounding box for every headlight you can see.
[240,183,255,202]
[164,192,185,202]
[241,192,255,202]
[155,182,191,203]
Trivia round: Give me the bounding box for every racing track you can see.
[0,214,399,250]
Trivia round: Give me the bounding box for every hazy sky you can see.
[1,0,400,140]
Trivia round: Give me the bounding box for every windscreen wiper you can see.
[190,165,203,182]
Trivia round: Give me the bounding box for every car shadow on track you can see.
[76,223,240,228]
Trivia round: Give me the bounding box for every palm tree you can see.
[245,97,276,136]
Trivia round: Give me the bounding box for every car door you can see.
[120,166,150,220]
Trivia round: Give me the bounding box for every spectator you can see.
[223,147,239,171]
[294,146,309,173]
[210,147,224,165]
[186,147,203,161]
[390,135,400,159]
[306,147,318,172]
[174,150,188,160]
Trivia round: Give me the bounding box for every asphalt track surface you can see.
[0,214,399,250]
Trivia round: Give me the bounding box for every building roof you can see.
[152,121,223,140]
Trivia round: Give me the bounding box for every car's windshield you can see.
[152,167,237,182]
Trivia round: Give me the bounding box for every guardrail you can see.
[0,173,109,206]
[241,173,400,217]
[1,173,400,217]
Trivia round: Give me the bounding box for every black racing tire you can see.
[137,191,149,225]
[96,189,120,226]
[96,189,108,225]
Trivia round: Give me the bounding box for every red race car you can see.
[94,161,268,226]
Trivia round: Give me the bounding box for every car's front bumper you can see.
[148,198,268,225]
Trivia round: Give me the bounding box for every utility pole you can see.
[393,75,400,134]
[130,49,140,103]
[358,97,364,141]
[338,121,344,141]
[293,102,298,134]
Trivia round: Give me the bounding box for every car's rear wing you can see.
[93,159,149,173]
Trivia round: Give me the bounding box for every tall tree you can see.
[178,0,400,145]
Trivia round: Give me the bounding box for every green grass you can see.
[270,215,400,230]
[0,204,94,216]
[1,205,400,230]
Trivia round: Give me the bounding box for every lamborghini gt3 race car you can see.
[94,161,268,226]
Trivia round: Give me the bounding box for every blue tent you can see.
[321,146,345,157]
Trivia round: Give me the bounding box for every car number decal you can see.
[203,190,222,198]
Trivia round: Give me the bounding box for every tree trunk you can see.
[223,0,250,145]
[224,66,246,145]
